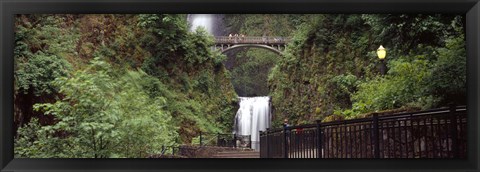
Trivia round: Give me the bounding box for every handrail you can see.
[266,105,466,134]
[259,105,468,158]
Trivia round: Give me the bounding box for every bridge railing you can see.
[260,105,467,158]
[215,36,290,44]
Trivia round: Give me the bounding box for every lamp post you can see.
[377,45,387,75]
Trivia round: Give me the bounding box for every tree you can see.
[16,58,178,158]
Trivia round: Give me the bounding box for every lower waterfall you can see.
[233,96,271,150]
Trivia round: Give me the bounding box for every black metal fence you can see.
[260,105,467,158]
[158,132,253,157]
[158,145,198,157]
[197,132,234,147]
[197,132,251,148]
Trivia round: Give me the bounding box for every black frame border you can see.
[1,0,479,172]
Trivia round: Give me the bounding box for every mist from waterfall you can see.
[233,97,271,150]
[187,14,226,36]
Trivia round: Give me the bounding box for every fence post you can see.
[316,120,323,158]
[283,126,289,158]
[249,135,252,149]
[161,145,165,156]
[199,132,203,147]
[233,134,237,148]
[266,128,270,158]
[450,105,459,158]
[372,113,380,158]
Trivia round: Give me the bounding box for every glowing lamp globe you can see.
[377,45,386,60]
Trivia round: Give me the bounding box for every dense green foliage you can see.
[267,14,465,125]
[16,59,178,158]
[225,50,278,96]
[222,14,305,97]
[135,14,238,141]
[14,15,79,131]
[14,14,237,158]
[14,14,466,157]
[349,35,466,117]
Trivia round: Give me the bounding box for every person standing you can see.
[283,118,291,157]
[283,118,290,128]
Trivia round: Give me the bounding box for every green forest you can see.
[14,14,466,158]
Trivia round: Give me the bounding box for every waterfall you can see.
[233,97,271,150]
[187,14,226,36]
[187,14,270,150]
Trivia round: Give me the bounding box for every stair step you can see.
[212,151,260,158]
[213,156,259,158]
[216,151,259,154]
[213,155,259,158]
[214,154,259,156]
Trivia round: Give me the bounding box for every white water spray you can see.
[233,97,271,150]
[187,14,225,36]
[188,14,214,34]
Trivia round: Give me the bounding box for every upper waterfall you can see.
[187,14,226,36]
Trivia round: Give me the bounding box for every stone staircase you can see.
[212,149,260,158]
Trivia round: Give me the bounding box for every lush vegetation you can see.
[14,14,237,158]
[14,14,466,157]
[266,14,466,125]
[223,14,304,97]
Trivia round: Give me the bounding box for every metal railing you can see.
[196,132,251,148]
[157,145,197,157]
[260,105,467,158]
[157,132,252,157]
[215,36,290,44]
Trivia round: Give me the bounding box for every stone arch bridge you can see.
[213,36,290,55]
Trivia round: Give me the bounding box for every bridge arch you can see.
[213,36,289,56]
[220,44,283,55]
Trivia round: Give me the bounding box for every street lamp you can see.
[377,45,387,75]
